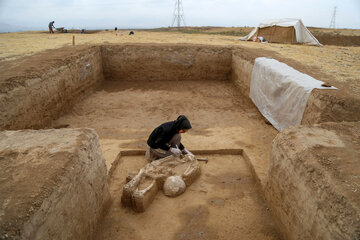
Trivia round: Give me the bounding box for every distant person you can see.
[129,31,134,35]
[257,36,267,43]
[115,27,118,31]
[145,115,193,161]
[48,21,55,34]
[81,29,85,34]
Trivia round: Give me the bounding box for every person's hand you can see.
[183,148,193,156]
[170,147,182,157]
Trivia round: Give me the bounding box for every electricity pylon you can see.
[329,6,337,28]
[171,0,186,31]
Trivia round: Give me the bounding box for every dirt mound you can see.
[314,33,360,46]
[0,128,110,239]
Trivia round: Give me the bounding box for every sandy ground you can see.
[53,80,277,173]
[95,154,281,240]
[52,79,279,238]
[0,31,359,93]
[52,80,279,238]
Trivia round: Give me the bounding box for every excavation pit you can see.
[1,43,359,239]
[95,153,281,240]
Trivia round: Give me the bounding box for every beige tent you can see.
[240,18,322,46]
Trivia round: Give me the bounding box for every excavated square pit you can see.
[49,45,280,239]
[1,44,281,239]
[2,44,359,240]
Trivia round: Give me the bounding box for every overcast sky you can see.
[0,0,359,29]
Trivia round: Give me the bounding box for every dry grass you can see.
[0,29,359,92]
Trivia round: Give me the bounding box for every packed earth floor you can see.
[95,154,280,240]
[52,80,279,239]
[53,80,277,172]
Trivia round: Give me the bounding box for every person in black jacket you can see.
[146,115,193,161]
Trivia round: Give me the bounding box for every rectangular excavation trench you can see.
[2,44,358,239]
[49,45,282,239]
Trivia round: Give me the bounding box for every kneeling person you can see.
[146,115,193,161]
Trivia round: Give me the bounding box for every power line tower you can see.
[329,6,337,28]
[171,0,186,31]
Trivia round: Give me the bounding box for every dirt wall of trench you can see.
[231,47,360,125]
[264,122,360,240]
[0,45,104,130]
[0,128,110,240]
[1,43,359,131]
[101,44,233,82]
[302,89,360,124]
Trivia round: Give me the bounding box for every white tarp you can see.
[239,18,322,46]
[250,57,337,131]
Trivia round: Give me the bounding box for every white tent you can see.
[240,18,322,46]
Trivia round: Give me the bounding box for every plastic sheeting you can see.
[250,57,337,131]
[239,18,322,46]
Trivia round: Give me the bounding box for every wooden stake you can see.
[72,35,75,46]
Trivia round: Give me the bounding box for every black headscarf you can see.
[174,115,192,131]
